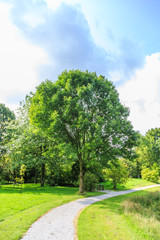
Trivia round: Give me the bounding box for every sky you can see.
[0,0,160,135]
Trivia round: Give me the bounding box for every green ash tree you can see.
[29,70,136,194]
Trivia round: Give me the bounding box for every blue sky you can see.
[0,0,160,134]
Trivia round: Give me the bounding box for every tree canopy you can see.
[0,103,15,144]
[0,103,15,160]
[135,128,160,176]
[29,70,136,193]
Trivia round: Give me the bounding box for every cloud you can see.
[118,53,160,134]
[9,0,144,82]
[109,38,145,84]
[0,2,49,111]
[1,0,145,116]
[8,0,109,81]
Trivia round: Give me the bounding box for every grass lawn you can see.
[78,186,160,240]
[0,183,103,240]
[100,177,159,190]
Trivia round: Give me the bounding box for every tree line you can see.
[0,70,159,193]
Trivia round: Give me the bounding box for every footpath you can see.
[21,184,160,240]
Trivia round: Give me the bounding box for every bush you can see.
[84,172,98,192]
[141,168,159,182]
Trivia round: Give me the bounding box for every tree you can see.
[135,128,160,177]
[0,103,15,156]
[0,103,15,137]
[0,104,15,180]
[103,159,129,189]
[29,70,136,194]
[5,97,53,186]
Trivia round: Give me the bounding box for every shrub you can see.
[141,168,159,182]
[84,172,98,192]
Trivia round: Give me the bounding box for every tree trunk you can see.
[41,163,45,187]
[113,180,117,190]
[34,168,37,184]
[79,156,84,194]
[136,160,141,178]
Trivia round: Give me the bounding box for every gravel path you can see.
[21,184,160,240]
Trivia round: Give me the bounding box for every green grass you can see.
[122,191,160,221]
[78,186,160,240]
[0,183,103,240]
[1,179,158,240]
[100,177,158,190]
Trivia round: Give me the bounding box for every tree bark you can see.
[41,163,45,187]
[79,155,84,194]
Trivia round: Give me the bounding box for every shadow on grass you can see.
[0,184,80,195]
[0,184,103,198]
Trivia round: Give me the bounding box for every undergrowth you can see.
[122,191,160,220]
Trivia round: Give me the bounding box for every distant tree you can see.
[135,128,160,176]
[0,104,15,179]
[0,103,15,154]
[29,70,136,194]
[103,159,129,189]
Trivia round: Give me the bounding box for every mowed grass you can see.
[0,183,103,240]
[78,186,160,240]
[100,177,158,190]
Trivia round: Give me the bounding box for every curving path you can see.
[21,184,160,240]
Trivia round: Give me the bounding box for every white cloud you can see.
[45,0,64,11]
[109,70,124,83]
[0,2,49,111]
[118,53,160,134]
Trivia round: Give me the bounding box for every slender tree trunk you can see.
[79,155,84,194]
[13,169,16,180]
[113,183,117,190]
[41,163,45,187]
[34,168,37,184]
[113,179,117,189]
[136,160,141,178]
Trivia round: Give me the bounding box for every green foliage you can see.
[120,158,137,178]
[141,167,159,182]
[20,164,26,177]
[0,103,15,145]
[135,128,160,177]
[30,70,136,193]
[14,177,24,184]
[103,159,129,189]
[0,104,15,181]
[46,164,72,186]
[84,172,98,192]
[4,96,58,186]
